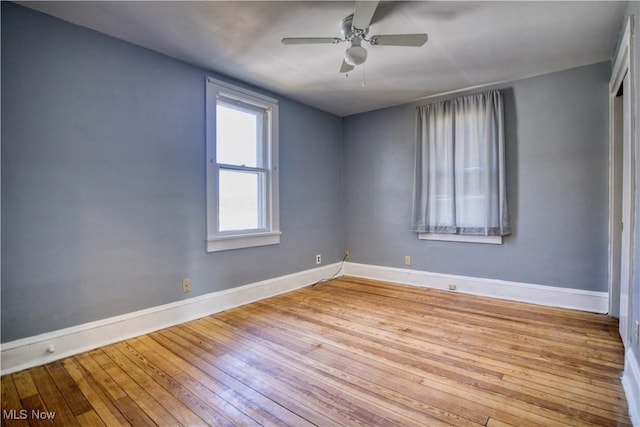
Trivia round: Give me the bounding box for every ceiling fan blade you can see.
[352,1,379,29]
[281,37,342,45]
[369,34,428,46]
[339,59,355,73]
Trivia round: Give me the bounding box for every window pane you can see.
[216,104,259,167]
[219,169,263,231]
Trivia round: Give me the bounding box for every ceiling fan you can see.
[281,1,428,73]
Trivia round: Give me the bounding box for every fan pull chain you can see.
[362,64,366,87]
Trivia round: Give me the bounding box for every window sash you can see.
[216,97,266,169]
[217,165,268,234]
[205,77,280,252]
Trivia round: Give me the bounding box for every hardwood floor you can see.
[1,277,632,426]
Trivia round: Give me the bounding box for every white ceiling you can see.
[20,1,627,117]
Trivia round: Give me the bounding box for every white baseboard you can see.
[0,263,341,375]
[0,261,611,376]
[343,262,609,313]
[623,349,640,426]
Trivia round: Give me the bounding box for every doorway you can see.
[608,16,634,347]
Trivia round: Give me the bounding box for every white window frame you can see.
[418,233,502,244]
[205,77,280,252]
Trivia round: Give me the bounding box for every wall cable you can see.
[311,252,349,287]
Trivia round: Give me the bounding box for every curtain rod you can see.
[411,78,511,106]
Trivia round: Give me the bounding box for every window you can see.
[411,90,510,244]
[206,77,280,252]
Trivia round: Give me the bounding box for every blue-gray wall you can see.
[343,62,610,292]
[1,2,618,344]
[1,3,343,342]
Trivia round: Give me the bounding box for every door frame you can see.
[608,16,635,347]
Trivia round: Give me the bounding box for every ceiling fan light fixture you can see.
[345,45,367,66]
[282,1,428,74]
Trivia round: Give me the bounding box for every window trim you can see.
[205,77,280,252]
[418,233,502,245]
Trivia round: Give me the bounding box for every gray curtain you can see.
[411,90,511,236]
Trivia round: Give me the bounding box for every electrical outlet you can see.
[404,255,411,266]
[344,250,350,260]
[316,254,322,265]
[182,278,191,293]
[448,284,457,291]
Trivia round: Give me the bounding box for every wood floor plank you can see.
[74,410,106,427]
[214,301,547,426]
[111,396,156,427]
[335,278,622,349]
[263,282,629,426]
[28,365,80,426]
[11,371,39,400]
[171,324,382,426]
[61,357,131,427]
[18,395,54,427]
[192,316,477,427]
[129,335,310,427]
[89,348,183,426]
[1,376,29,427]
[157,327,340,426]
[100,344,208,427]
[74,352,127,403]
[113,340,246,426]
[1,277,631,426]
[141,333,315,427]
[486,417,518,427]
[292,283,626,391]
[220,295,596,426]
[45,361,93,416]
[202,314,488,427]
[315,281,624,374]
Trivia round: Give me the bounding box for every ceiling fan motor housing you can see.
[341,14,368,41]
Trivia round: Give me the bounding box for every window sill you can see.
[418,233,502,245]
[207,231,281,252]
